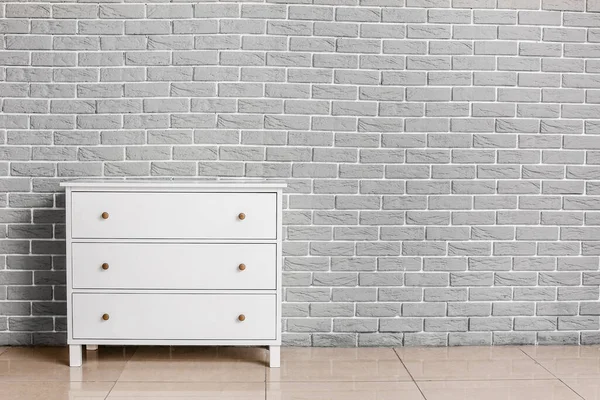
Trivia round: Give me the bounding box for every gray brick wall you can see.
[1,0,600,347]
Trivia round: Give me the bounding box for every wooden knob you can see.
[238,263,246,271]
[238,213,245,220]
[101,263,109,270]
[102,314,110,321]
[238,314,245,322]
[101,212,109,219]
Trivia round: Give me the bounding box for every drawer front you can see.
[72,243,276,290]
[71,192,277,239]
[72,293,276,340]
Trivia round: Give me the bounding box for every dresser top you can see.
[60,178,287,189]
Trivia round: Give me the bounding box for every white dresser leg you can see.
[86,345,98,351]
[69,345,82,367]
[269,345,280,368]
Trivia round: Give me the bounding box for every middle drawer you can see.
[72,243,276,290]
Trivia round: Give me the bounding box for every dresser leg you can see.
[86,345,98,351]
[69,345,82,367]
[269,345,280,368]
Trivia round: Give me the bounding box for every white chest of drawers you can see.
[61,179,285,368]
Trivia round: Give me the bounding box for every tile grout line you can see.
[102,380,118,400]
[111,346,137,387]
[392,348,429,400]
[518,347,586,400]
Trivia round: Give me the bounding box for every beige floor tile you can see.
[107,381,265,399]
[267,381,425,400]
[396,346,554,381]
[118,346,267,383]
[418,380,581,400]
[0,381,114,399]
[0,346,133,382]
[531,358,600,379]
[118,360,266,383]
[521,345,600,360]
[130,346,268,364]
[395,346,528,361]
[403,359,554,381]
[267,348,412,382]
[521,346,600,379]
[563,378,600,400]
[280,347,399,361]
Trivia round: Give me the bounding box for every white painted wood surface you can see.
[61,179,284,368]
[72,243,276,290]
[269,345,280,368]
[69,345,82,367]
[71,192,277,239]
[61,178,286,190]
[72,293,276,340]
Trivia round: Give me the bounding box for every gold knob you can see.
[238,314,245,322]
[101,263,109,270]
[102,314,110,321]
[238,213,245,220]
[101,212,109,219]
[238,263,246,271]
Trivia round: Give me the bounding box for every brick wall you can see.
[1,0,600,346]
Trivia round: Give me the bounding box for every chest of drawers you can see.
[61,179,285,368]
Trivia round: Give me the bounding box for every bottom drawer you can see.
[72,293,276,340]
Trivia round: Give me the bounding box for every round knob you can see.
[102,314,110,321]
[101,263,109,270]
[238,314,246,322]
[238,213,246,220]
[238,263,246,271]
[101,212,109,220]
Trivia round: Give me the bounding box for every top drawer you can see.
[71,192,277,240]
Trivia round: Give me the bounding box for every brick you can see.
[358,334,404,347]
[361,24,405,39]
[493,332,536,346]
[383,9,427,23]
[430,9,471,23]
[407,25,451,39]
[543,0,585,10]
[515,317,557,331]
[6,4,50,18]
[148,4,193,19]
[425,318,467,332]
[242,4,285,19]
[455,0,496,7]
[194,4,238,18]
[514,256,555,270]
[475,10,517,24]
[494,302,535,316]
[289,6,333,21]
[404,333,447,346]
[559,317,599,330]
[267,21,312,36]
[380,318,423,333]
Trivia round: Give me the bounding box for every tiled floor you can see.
[0,345,599,399]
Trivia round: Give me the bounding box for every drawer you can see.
[72,243,276,290]
[72,293,276,340]
[71,192,277,239]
